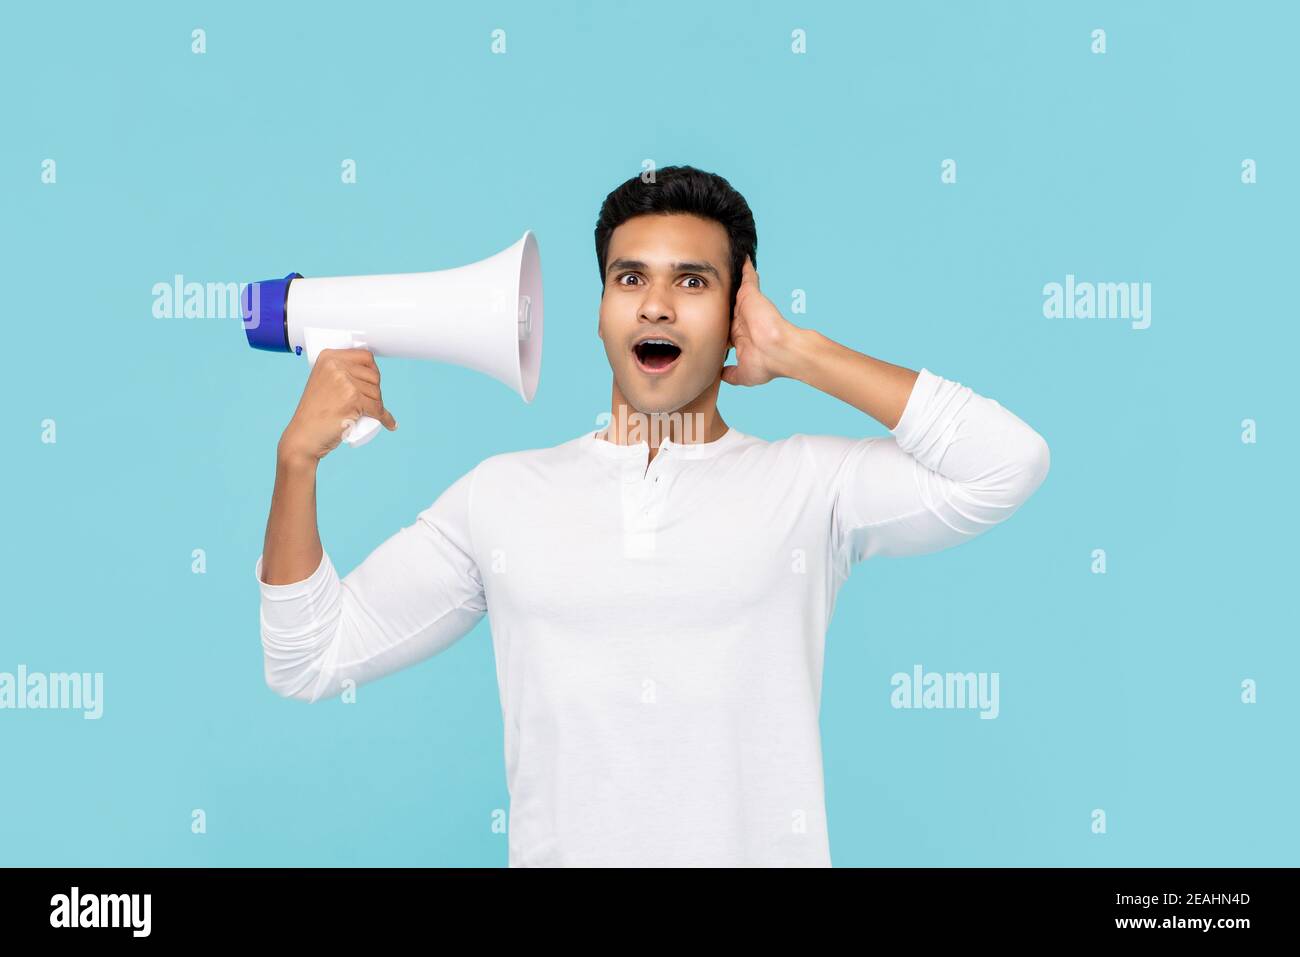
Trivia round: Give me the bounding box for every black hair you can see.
[594,165,757,315]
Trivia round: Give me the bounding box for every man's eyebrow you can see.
[606,258,723,281]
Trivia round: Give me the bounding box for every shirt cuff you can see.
[254,550,334,600]
[888,366,942,452]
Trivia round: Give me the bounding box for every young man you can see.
[255,165,1051,867]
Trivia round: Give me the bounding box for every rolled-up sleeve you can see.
[801,367,1050,570]
[254,464,487,703]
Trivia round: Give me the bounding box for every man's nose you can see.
[638,282,676,323]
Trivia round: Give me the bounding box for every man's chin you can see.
[621,399,683,418]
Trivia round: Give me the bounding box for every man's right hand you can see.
[278,348,398,465]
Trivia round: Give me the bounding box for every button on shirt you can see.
[254,367,1051,866]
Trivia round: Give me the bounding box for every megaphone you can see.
[242,230,543,448]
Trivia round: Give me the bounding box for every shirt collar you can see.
[581,425,746,461]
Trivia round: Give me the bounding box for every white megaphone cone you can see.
[242,230,543,447]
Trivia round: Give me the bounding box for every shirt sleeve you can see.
[801,367,1051,569]
[254,463,487,703]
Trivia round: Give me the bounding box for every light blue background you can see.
[2,0,1295,866]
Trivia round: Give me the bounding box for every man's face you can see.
[597,213,733,415]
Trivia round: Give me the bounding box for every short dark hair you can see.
[594,165,757,314]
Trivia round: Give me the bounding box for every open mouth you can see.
[632,338,683,373]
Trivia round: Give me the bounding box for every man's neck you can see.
[600,381,729,464]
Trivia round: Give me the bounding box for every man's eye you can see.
[615,273,705,288]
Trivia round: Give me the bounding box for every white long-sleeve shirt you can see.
[254,367,1050,867]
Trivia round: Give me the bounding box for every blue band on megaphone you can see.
[242,273,302,352]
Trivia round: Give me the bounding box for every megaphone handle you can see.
[302,326,384,448]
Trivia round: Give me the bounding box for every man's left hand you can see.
[721,255,804,386]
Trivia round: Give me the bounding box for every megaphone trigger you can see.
[341,415,383,448]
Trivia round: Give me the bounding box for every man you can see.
[255,165,1051,867]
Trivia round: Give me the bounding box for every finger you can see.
[318,348,374,373]
[363,397,397,430]
[333,348,380,368]
[348,363,380,386]
[356,395,397,429]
